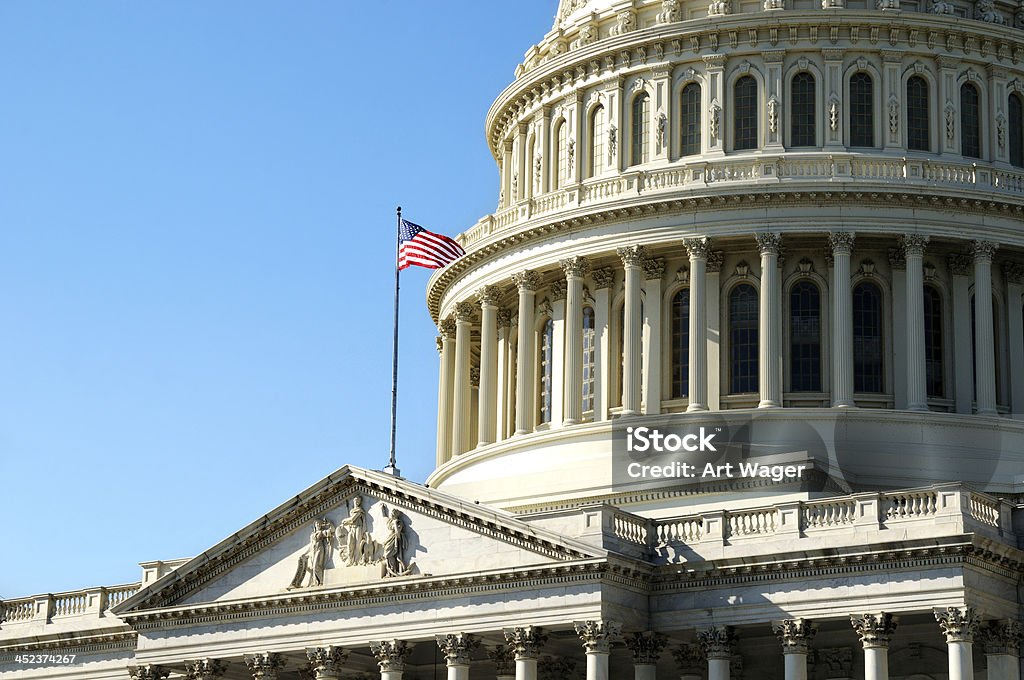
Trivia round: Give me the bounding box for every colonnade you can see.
[435,232,1020,464]
[125,610,1022,680]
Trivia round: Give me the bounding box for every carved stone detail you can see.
[643,257,666,280]
[828,231,856,253]
[288,518,336,589]
[561,255,590,279]
[888,248,906,271]
[707,250,725,273]
[244,653,286,680]
[305,647,348,679]
[477,285,502,306]
[934,607,981,643]
[756,232,783,255]
[657,0,682,22]
[487,646,516,675]
[454,301,476,322]
[900,234,930,256]
[439,318,457,339]
[627,631,668,665]
[538,657,576,680]
[436,633,481,666]
[948,253,972,276]
[370,640,411,673]
[819,647,853,677]
[1002,261,1024,284]
[129,666,171,680]
[773,619,818,654]
[550,280,567,301]
[851,613,899,648]
[609,10,636,35]
[698,626,738,659]
[973,240,999,262]
[184,660,227,680]
[981,620,1024,655]
[684,236,712,260]
[592,267,615,289]
[512,269,542,291]
[574,620,622,654]
[618,244,648,267]
[504,626,548,660]
[673,643,705,674]
[497,308,514,328]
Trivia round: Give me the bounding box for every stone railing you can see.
[1,584,140,627]
[457,153,1024,251]
[606,483,1014,560]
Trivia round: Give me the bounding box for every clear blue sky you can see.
[0,1,555,598]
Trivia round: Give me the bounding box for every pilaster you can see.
[757,232,783,407]
[642,257,665,415]
[592,267,615,421]
[618,245,647,415]
[973,240,999,415]
[830,232,856,407]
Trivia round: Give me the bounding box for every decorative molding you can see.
[819,647,853,678]
[851,613,898,649]
[244,653,285,680]
[487,646,516,675]
[773,618,818,654]
[973,240,999,262]
[888,247,906,271]
[497,308,514,328]
[617,244,648,267]
[477,285,502,307]
[184,659,227,680]
[550,280,568,301]
[707,250,725,274]
[436,633,481,666]
[948,253,972,276]
[504,625,548,660]
[699,626,737,660]
[370,640,411,673]
[574,620,622,654]
[560,255,590,279]
[454,301,477,322]
[828,231,855,254]
[1002,261,1024,284]
[304,647,348,679]
[643,257,666,280]
[934,607,981,643]
[129,666,170,680]
[627,631,667,665]
[512,269,542,292]
[591,266,615,289]
[755,232,782,255]
[684,236,712,260]
[673,643,705,673]
[439,318,457,339]
[981,620,1023,655]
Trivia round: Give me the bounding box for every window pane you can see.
[680,83,702,156]
[730,284,759,393]
[631,94,649,166]
[924,286,944,398]
[590,106,605,177]
[539,319,554,423]
[1010,94,1024,168]
[672,289,690,398]
[907,76,930,152]
[790,281,822,391]
[960,84,981,159]
[734,76,758,151]
[791,72,817,148]
[849,72,875,147]
[582,307,596,412]
[853,282,883,393]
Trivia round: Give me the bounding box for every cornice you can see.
[427,186,1024,321]
[0,630,137,655]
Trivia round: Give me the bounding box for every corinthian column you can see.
[477,286,500,445]
[513,270,541,434]
[684,238,711,411]
[305,647,348,680]
[902,235,930,411]
[592,267,615,420]
[757,233,783,408]
[935,608,981,680]
[974,240,1000,416]
[851,613,898,680]
[451,301,476,455]
[627,632,667,680]
[129,666,170,680]
[437,633,481,680]
[504,626,548,680]
[183,660,226,680]
[698,626,737,680]
[561,256,590,425]
[243,653,285,680]
[982,620,1023,680]
[371,640,412,680]
[830,232,856,407]
[437,318,457,465]
[773,619,817,680]
[575,620,621,680]
[642,257,666,415]
[618,245,647,415]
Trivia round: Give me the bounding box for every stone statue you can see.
[288,518,335,589]
[976,0,1006,22]
[767,96,780,134]
[381,505,413,578]
[337,496,374,566]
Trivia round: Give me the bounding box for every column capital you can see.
[684,236,712,260]
[772,618,818,654]
[756,232,783,255]
[981,620,1024,655]
[487,645,516,675]
[626,631,667,665]
[477,285,502,307]
[504,625,548,660]
[184,659,227,680]
[707,251,725,273]
[888,247,907,271]
[948,253,972,276]
[436,633,481,666]
[497,308,514,328]
[243,653,285,680]
[574,619,622,654]
[698,625,737,660]
[454,301,476,322]
[439,317,457,339]
[1001,261,1024,284]
[899,234,930,256]
[550,280,567,302]
[592,266,615,289]
[851,613,898,649]
[538,658,577,679]
[828,231,856,254]
[818,647,854,677]
[370,640,412,673]
[617,244,648,268]
[672,642,706,674]
[128,665,170,680]
[642,257,666,280]
[560,255,591,279]
[304,647,348,679]
[512,269,543,291]
[973,240,999,263]
[934,607,982,643]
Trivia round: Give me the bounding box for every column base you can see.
[832,401,856,408]
[758,400,781,409]
[906,404,929,412]
[687,403,709,412]
[977,408,999,417]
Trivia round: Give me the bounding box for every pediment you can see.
[113,466,602,613]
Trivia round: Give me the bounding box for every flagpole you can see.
[385,205,402,477]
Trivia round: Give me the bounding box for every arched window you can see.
[924,285,944,398]
[582,307,596,412]
[554,120,568,190]
[589,105,605,178]
[853,282,883,393]
[907,76,930,152]
[960,83,981,159]
[849,72,875,147]
[734,76,758,151]
[671,288,690,398]
[538,318,554,424]
[631,93,650,166]
[730,284,759,393]
[791,72,817,148]
[1010,93,1024,168]
[790,281,822,392]
[680,83,702,157]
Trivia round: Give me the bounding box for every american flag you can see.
[397,219,466,270]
